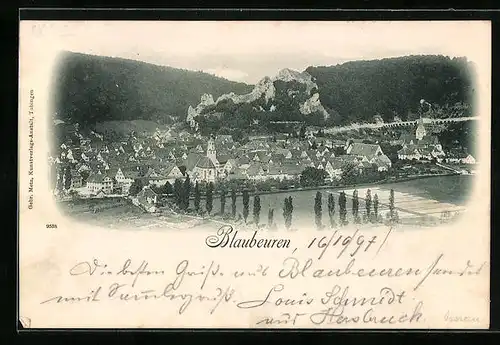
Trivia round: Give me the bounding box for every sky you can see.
[24,21,491,84]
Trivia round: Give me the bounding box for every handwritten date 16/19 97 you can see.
[306,228,392,261]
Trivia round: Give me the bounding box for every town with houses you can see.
[50,113,476,213]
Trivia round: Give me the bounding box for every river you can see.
[207,175,474,230]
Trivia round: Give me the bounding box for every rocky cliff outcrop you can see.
[299,92,329,118]
[272,68,317,95]
[186,68,330,130]
[215,76,275,105]
[187,93,215,130]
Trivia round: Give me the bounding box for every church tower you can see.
[415,116,427,140]
[207,135,218,167]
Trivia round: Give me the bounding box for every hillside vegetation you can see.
[306,55,475,125]
[53,51,253,127]
[53,53,476,131]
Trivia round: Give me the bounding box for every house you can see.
[111,142,125,154]
[119,168,140,194]
[266,164,287,181]
[308,149,323,159]
[320,147,330,156]
[315,161,326,170]
[86,173,114,194]
[325,158,344,180]
[397,147,422,161]
[269,154,285,165]
[184,152,204,172]
[346,143,384,161]
[216,154,231,172]
[95,189,107,198]
[275,148,292,159]
[246,162,266,181]
[142,167,169,187]
[331,140,346,148]
[237,156,251,169]
[461,154,476,164]
[192,156,217,183]
[226,167,247,181]
[136,186,159,213]
[275,134,289,143]
[77,163,90,173]
[215,135,233,146]
[373,154,392,172]
[223,158,237,174]
[446,150,476,164]
[70,171,83,188]
[133,143,144,153]
[300,150,310,159]
[280,163,303,180]
[159,163,184,183]
[252,151,270,162]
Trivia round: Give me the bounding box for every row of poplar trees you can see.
[170,178,396,230]
[314,189,397,229]
[170,179,295,229]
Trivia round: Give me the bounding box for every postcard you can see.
[18,20,491,329]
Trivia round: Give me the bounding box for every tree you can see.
[253,195,261,226]
[314,191,323,229]
[220,188,226,216]
[80,170,90,184]
[231,189,237,218]
[128,179,143,196]
[341,162,359,185]
[268,208,274,228]
[288,197,294,229]
[389,189,395,222]
[161,181,173,195]
[178,165,187,176]
[68,189,79,200]
[300,167,328,187]
[182,175,191,211]
[56,167,64,193]
[283,196,293,230]
[339,191,347,225]
[173,179,183,208]
[373,193,379,222]
[365,189,372,222]
[64,166,72,190]
[242,190,250,223]
[352,189,360,223]
[206,182,214,215]
[328,193,336,228]
[299,125,307,139]
[194,181,201,212]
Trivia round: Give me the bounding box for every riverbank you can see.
[56,174,471,231]
[188,172,459,199]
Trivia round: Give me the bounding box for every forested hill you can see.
[306,55,476,125]
[53,52,253,127]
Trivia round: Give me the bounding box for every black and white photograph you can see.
[19,20,491,329]
[48,21,480,231]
